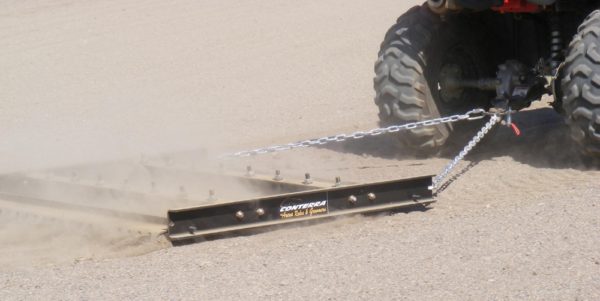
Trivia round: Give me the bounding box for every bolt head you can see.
[367,193,376,201]
[256,208,265,216]
[235,210,245,220]
[303,173,313,185]
[348,195,357,204]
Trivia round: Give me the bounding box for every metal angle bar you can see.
[0,175,170,216]
[0,197,165,235]
[167,175,434,243]
[0,192,166,225]
[141,164,334,193]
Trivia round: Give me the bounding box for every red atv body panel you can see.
[492,0,541,13]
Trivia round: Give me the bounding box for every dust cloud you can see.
[1,1,262,270]
[0,0,399,270]
[0,154,276,271]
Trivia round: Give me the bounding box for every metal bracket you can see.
[167,175,435,244]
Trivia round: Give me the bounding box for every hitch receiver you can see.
[167,175,435,243]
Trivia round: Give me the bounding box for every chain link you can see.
[220,108,488,159]
[220,107,503,196]
[430,113,501,191]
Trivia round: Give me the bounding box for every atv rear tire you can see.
[373,5,493,155]
[559,10,600,155]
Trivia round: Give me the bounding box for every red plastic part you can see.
[492,0,540,13]
[510,123,521,136]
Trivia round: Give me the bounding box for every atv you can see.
[374,0,600,156]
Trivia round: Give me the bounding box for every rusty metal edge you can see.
[168,198,434,241]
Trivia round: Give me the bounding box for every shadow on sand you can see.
[320,108,599,171]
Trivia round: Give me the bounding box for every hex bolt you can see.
[256,208,265,217]
[348,195,357,204]
[235,210,245,220]
[333,176,342,187]
[207,189,216,201]
[303,173,313,185]
[188,225,197,234]
[367,192,376,201]
[178,186,187,200]
[273,170,283,181]
[246,165,255,177]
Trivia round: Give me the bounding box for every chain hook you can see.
[465,108,487,120]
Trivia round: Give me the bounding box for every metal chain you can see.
[430,113,501,191]
[220,108,488,159]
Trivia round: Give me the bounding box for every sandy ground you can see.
[1,0,600,300]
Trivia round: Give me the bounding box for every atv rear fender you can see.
[427,0,555,14]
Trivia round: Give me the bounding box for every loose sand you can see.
[1,0,599,300]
